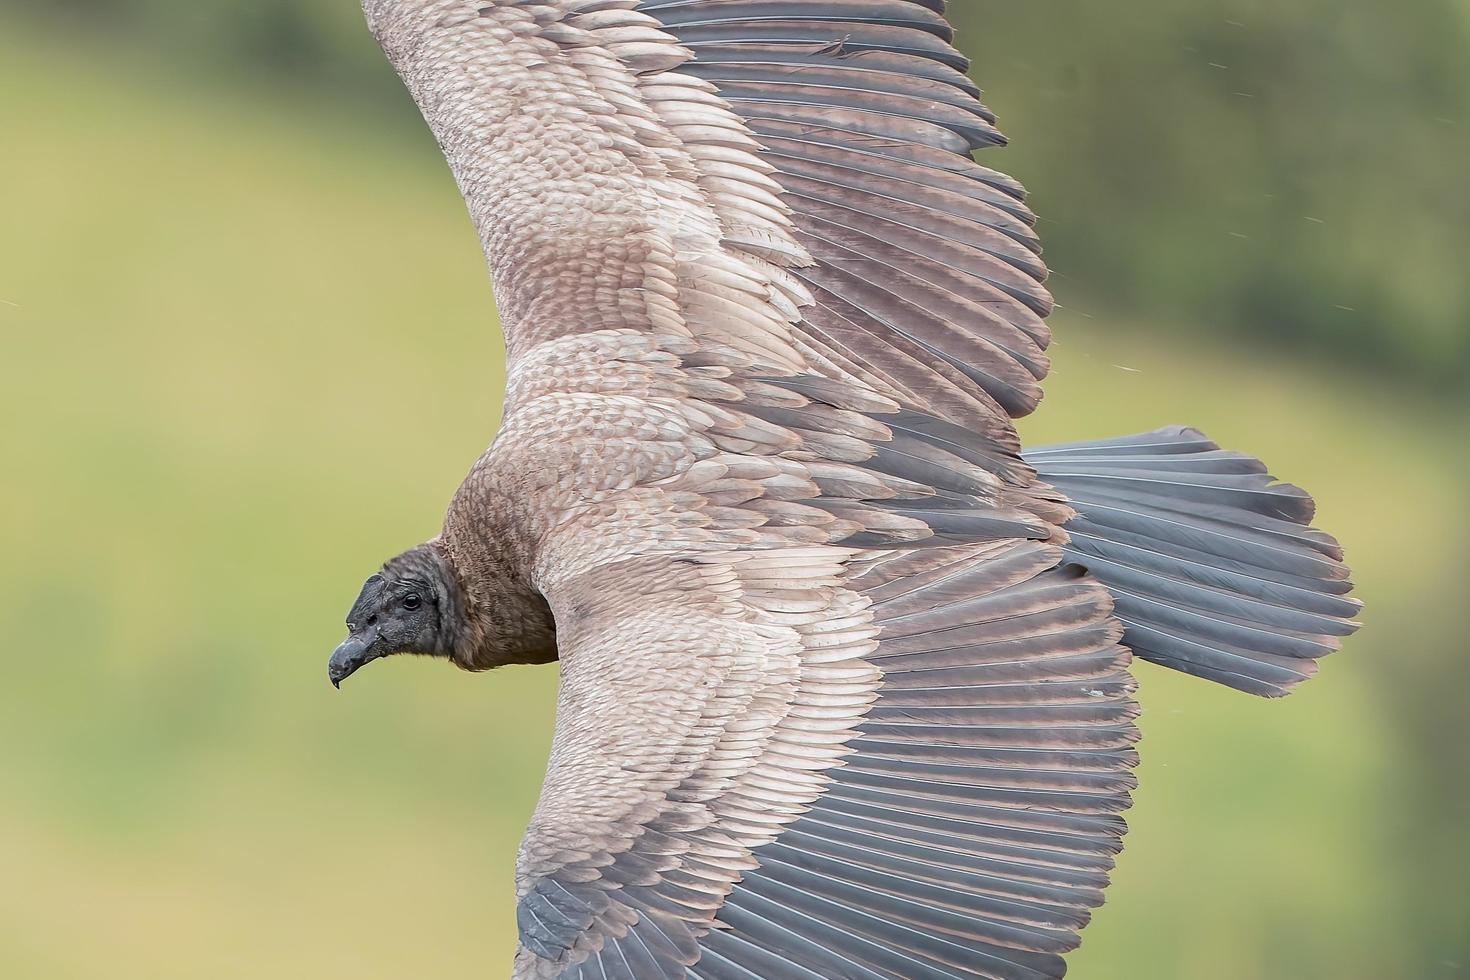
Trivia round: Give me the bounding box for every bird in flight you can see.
[330,2,1361,977]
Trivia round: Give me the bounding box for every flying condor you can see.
[328,2,1362,977]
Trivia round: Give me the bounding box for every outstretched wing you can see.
[364,0,1050,441]
[517,541,1136,980]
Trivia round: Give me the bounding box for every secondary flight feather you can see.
[328,1,1362,976]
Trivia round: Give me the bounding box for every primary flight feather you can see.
[329,2,1362,976]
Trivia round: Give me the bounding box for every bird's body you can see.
[331,2,1362,977]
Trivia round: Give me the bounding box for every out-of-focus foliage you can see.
[1,5,1466,979]
[958,2,1470,384]
[10,0,1470,383]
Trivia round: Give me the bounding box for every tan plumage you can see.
[326,2,1362,977]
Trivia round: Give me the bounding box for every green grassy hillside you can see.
[1,25,1464,980]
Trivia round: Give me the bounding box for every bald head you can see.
[329,542,466,687]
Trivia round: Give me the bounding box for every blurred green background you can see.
[1,2,1465,978]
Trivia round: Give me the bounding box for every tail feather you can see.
[1024,427,1361,697]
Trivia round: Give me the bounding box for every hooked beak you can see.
[329,633,378,688]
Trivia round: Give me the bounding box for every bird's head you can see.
[328,542,467,687]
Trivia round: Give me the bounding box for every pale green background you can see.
[1,3,1466,978]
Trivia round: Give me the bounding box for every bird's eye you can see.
[402,593,422,611]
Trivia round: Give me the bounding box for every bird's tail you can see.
[1023,427,1361,697]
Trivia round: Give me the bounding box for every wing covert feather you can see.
[639,0,1056,424]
